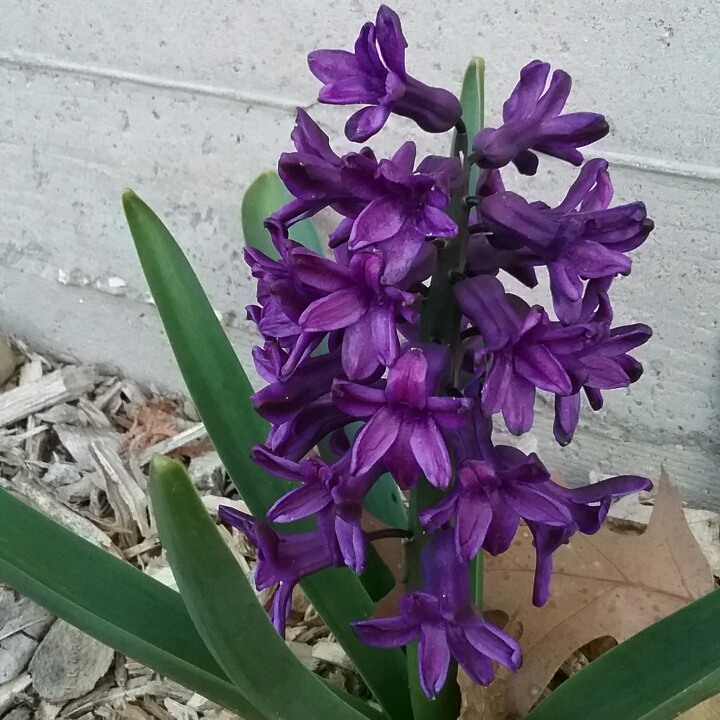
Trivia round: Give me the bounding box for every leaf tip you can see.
[122,188,139,207]
[149,453,183,478]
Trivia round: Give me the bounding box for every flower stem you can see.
[366,528,413,542]
[406,479,461,720]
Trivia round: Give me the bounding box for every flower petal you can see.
[267,484,332,523]
[501,373,536,435]
[342,310,382,380]
[351,407,401,475]
[418,623,451,699]
[410,415,452,489]
[352,614,420,648]
[332,378,386,417]
[345,104,393,142]
[514,343,573,395]
[299,288,369,332]
[386,348,429,407]
[455,496,493,561]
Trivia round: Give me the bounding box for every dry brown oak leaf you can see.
[480,471,714,718]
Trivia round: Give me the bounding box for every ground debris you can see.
[0,341,369,716]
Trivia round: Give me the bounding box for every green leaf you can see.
[358,546,396,603]
[525,587,720,720]
[451,57,485,191]
[123,190,412,720]
[123,189,285,514]
[241,170,324,257]
[364,473,408,531]
[0,486,266,720]
[150,455,383,720]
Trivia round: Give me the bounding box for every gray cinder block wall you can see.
[2,1,719,505]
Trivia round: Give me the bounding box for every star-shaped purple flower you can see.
[353,529,522,698]
[347,142,459,284]
[478,159,653,323]
[332,346,472,489]
[308,5,461,142]
[551,281,652,444]
[252,447,381,574]
[423,406,652,605]
[217,506,345,636]
[472,60,609,175]
[295,248,421,379]
[455,275,573,435]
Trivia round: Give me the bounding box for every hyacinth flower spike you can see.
[226,5,654,710]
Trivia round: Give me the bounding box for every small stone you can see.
[42,462,82,488]
[29,620,114,702]
[4,708,32,720]
[187,452,224,494]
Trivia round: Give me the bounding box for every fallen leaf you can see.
[124,398,182,452]
[458,619,523,720]
[678,694,720,719]
[481,471,713,717]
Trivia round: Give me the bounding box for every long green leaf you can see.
[451,57,485,192]
[123,190,412,720]
[0,487,266,720]
[150,456,383,720]
[525,588,720,720]
[241,170,324,257]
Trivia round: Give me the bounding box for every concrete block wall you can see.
[2,0,720,505]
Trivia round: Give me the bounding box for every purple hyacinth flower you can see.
[295,248,421,379]
[551,283,652,444]
[252,447,381,573]
[479,159,653,323]
[252,347,345,425]
[347,142,459,284]
[332,346,472,489]
[353,529,522,697]
[308,6,461,142]
[217,506,344,635]
[472,60,609,175]
[427,407,651,604]
[527,473,652,605]
[266,396,353,462]
[455,275,573,434]
[277,109,378,225]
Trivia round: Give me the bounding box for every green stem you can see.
[406,480,461,720]
[405,122,474,720]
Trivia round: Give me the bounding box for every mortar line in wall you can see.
[0,51,311,112]
[4,51,720,184]
[585,150,720,184]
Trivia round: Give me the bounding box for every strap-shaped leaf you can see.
[525,587,720,720]
[0,486,265,720]
[241,170,324,257]
[150,456,383,720]
[123,191,412,720]
[452,57,485,192]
